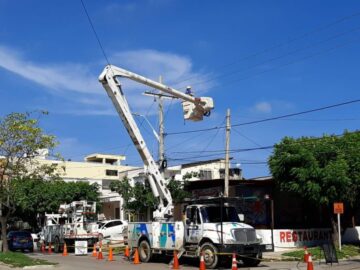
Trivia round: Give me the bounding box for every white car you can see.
[97,220,128,241]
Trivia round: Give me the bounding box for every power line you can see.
[210,36,360,90]
[168,130,359,157]
[80,0,111,66]
[166,99,360,136]
[186,25,360,90]
[173,11,360,89]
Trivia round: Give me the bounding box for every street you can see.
[2,252,358,270]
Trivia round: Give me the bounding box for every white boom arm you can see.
[99,65,214,220]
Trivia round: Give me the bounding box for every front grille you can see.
[232,228,256,243]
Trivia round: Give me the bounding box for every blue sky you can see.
[0,0,359,178]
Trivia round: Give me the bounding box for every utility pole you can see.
[224,109,231,197]
[158,76,165,176]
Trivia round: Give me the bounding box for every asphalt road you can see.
[2,252,360,270]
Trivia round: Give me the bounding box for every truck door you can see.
[185,206,203,244]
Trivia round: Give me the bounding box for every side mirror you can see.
[238,214,245,222]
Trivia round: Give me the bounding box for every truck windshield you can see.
[201,206,240,223]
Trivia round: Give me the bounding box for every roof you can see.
[180,158,231,168]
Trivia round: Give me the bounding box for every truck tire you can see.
[200,242,219,269]
[242,254,261,267]
[54,237,61,253]
[138,239,152,263]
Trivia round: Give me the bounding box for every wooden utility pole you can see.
[224,109,231,197]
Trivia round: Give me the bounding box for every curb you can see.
[23,265,55,269]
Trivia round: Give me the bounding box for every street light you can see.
[132,113,160,142]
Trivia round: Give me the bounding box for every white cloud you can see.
[254,101,272,113]
[0,46,100,95]
[0,45,215,116]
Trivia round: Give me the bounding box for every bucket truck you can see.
[40,201,98,253]
[99,65,262,268]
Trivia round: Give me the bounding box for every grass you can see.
[0,252,57,268]
[282,245,360,261]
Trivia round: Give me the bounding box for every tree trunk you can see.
[330,214,338,246]
[0,216,8,252]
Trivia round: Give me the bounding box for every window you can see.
[201,206,240,223]
[106,169,118,176]
[102,179,116,190]
[199,170,212,180]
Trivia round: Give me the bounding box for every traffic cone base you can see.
[133,248,141,264]
[307,253,314,270]
[199,252,206,270]
[172,250,180,269]
[92,244,97,257]
[231,252,238,270]
[48,242,52,254]
[97,246,104,260]
[108,246,114,261]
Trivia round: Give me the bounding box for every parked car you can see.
[7,231,34,252]
[97,220,128,241]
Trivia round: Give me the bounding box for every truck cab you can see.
[183,202,262,268]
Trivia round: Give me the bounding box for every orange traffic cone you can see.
[108,246,114,261]
[41,242,45,253]
[124,245,130,258]
[307,253,314,270]
[133,248,140,264]
[97,245,104,260]
[48,242,52,254]
[62,242,68,256]
[172,250,180,269]
[92,243,97,257]
[199,252,206,270]
[303,246,309,262]
[231,252,238,270]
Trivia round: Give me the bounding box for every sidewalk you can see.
[262,250,292,261]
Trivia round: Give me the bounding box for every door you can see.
[185,206,203,244]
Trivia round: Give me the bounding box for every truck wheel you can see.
[200,242,219,269]
[54,237,61,253]
[242,254,261,267]
[138,240,152,263]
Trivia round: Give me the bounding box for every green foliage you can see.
[0,112,59,251]
[167,179,191,203]
[282,245,360,260]
[269,131,360,206]
[12,179,100,227]
[0,252,57,267]
[110,177,157,213]
[110,176,190,212]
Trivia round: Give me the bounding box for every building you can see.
[165,158,242,182]
[36,152,142,221]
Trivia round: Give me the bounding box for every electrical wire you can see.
[166,99,360,136]
[172,10,360,88]
[182,25,360,90]
[80,0,111,66]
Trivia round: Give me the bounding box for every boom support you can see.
[99,65,214,220]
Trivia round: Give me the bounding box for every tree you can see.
[110,178,157,217]
[12,179,100,229]
[0,112,58,251]
[167,179,191,203]
[110,176,191,219]
[269,131,360,242]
